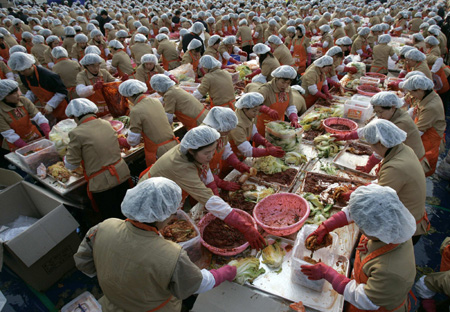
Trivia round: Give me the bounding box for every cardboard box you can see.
[0,181,80,291]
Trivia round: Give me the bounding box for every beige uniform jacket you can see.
[321,33,334,50]
[74,219,203,312]
[344,24,356,38]
[415,91,446,138]
[292,89,307,115]
[428,46,441,58]
[31,44,48,65]
[204,46,220,60]
[229,108,255,147]
[371,44,395,74]
[378,143,428,236]
[157,39,181,70]
[53,59,82,89]
[65,114,130,192]
[244,82,263,93]
[52,25,65,38]
[236,26,253,47]
[198,68,235,106]
[88,39,107,54]
[360,239,415,311]
[134,64,164,85]
[261,55,281,81]
[273,44,294,66]
[76,69,116,89]
[4,34,17,48]
[62,37,75,52]
[129,96,178,157]
[316,17,328,28]
[257,79,295,110]
[351,35,367,54]
[130,42,153,66]
[71,44,86,61]
[254,24,264,43]
[414,41,426,52]
[333,27,346,42]
[181,52,202,77]
[410,18,423,32]
[301,65,324,97]
[112,50,134,75]
[411,61,432,79]
[164,86,208,127]
[438,32,447,56]
[43,46,54,66]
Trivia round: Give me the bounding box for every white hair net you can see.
[348,184,416,244]
[326,46,342,57]
[291,85,306,94]
[399,45,415,57]
[370,91,402,108]
[64,26,76,36]
[252,74,267,84]
[253,43,271,54]
[180,125,220,154]
[65,98,99,117]
[271,65,297,79]
[208,35,220,46]
[378,34,391,44]
[159,27,170,34]
[313,55,333,67]
[401,75,435,91]
[85,45,101,55]
[190,21,205,34]
[141,53,158,64]
[8,52,35,71]
[104,23,114,30]
[206,17,215,23]
[0,79,19,101]
[156,34,169,42]
[150,74,176,93]
[287,26,296,33]
[116,30,128,38]
[405,49,426,61]
[336,36,352,45]
[425,35,440,46]
[109,39,124,49]
[413,33,424,41]
[74,34,88,43]
[122,177,182,223]
[428,27,439,36]
[22,32,33,40]
[89,29,101,39]
[51,46,68,59]
[319,24,331,33]
[419,22,429,29]
[333,20,343,27]
[46,35,59,44]
[268,35,283,45]
[359,119,406,148]
[134,33,147,43]
[119,79,148,97]
[358,27,370,36]
[80,53,103,66]
[9,45,27,54]
[187,38,202,50]
[199,55,221,69]
[32,35,44,44]
[203,107,238,132]
[404,71,426,80]
[268,18,277,26]
[235,92,265,109]
[223,36,237,45]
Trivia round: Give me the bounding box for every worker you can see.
[392,12,408,36]
[218,36,246,68]
[244,74,267,93]
[236,19,253,56]
[135,54,178,94]
[206,17,215,36]
[252,17,264,44]
[51,47,81,101]
[229,92,285,160]
[109,39,134,78]
[129,34,152,66]
[30,35,47,66]
[291,25,311,74]
[88,29,109,60]
[115,30,132,56]
[264,19,279,42]
[76,54,118,117]
[428,26,447,57]
[413,33,426,52]
[139,126,266,250]
[344,17,356,38]
[64,98,131,220]
[367,24,383,50]
[118,80,179,167]
[350,27,371,60]
[182,22,205,54]
[0,55,13,80]
[245,44,280,81]
[216,15,233,37]
[0,28,18,49]
[256,65,300,136]
[74,177,237,312]
[85,45,108,70]
[43,36,60,69]
[302,184,416,311]
[0,34,11,63]
[268,35,295,67]
[10,18,24,43]
[400,49,432,79]
[71,34,88,62]
[181,39,203,80]
[332,20,346,43]
[104,23,116,42]
[204,35,224,64]
[62,26,76,53]
[301,55,334,108]
[151,74,208,130]
[8,52,68,122]
[307,15,320,37]
[402,75,446,176]
[193,55,236,110]
[325,47,357,90]
[311,25,333,54]
[0,80,50,151]
[424,36,450,100]
[155,34,181,71]
[20,31,33,53]
[370,34,398,74]
[410,12,424,33]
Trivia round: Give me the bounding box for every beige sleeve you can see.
[73,224,99,277]
[135,69,146,83]
[65,130,83,167]
[389,46,395,57]
[22,97,40,118]
[261,60,272,78]
[111,54,119,68]
[169,248,204,300]
[129,107,143,134]
[103,70,116,82]
[76,72,87,86]
[197,75,210,96]
[377,164,404,193]
[416,107,437,133]
[172,166,214,205]
[230,125,250,146]
[164,93,177,114]
[425,271,450,296]
[157,43,164,55]
[181,53,191,65]
[0,112,11,133]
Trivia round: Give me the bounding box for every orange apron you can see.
[305,79,324,109]
[210,98,235,110]
[0,67,6,79]
[14,29,22,42]
[95,43,107,60]
[6,106,42,151]
[24,42,32,54]
[135,95,179,167]
[347,235,408,312]
[209,137,226,176]
[393,21,403,37]
[0,46,9,61]
[440,243,450,272]
[87,75,109,117]
[433,66,450,94]
[173,106,207,130]
[293,37,307,73]
[189,51,200,76]
[241,39,253,47]
[370,65,387,73]
[161,54,180,71]
[256,92,290,136]
[77,47,85,61]
[415,116,443,176]
[27,65,68,121]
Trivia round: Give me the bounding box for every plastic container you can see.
[180,82,200,94]
[290,225,339,291]
[385,77,404,90]
[231,71,240,84]
[197,209,256,256]
[365,72,386,83]
[109,120,124,133]
[253,193,310,236]
[15,139,60,173]
[265,121,303,152]
[344,100,374,122]
[61,291,101,312]
[227,54,241,65]
[323,117,358,135]
[356,84,381,96]
[351,94,372,108]
[360,76,381,87]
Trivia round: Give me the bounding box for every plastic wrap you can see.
[101,82,130,117]
[49,119,77,157]
[0,216,39,242]
[15,139,60,173]
[168,64,195,82]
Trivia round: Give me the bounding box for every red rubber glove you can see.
[13,138,27,148]
[121,74,129,81]
[300,263,351,295]
[322,84,333,99]
[206,181,219,196]
[387,80,401,90]
[326,78,341,89]
[307,52,312,66]
[253,133,270,147]
[331,131,359,141]
[210,265,237,287]
[356,153,381,173]
[367,47,373,54]
[93,81,104,90]
[398,71,406,78]
[340,190,354,202]
[226,153,251,173]
[118,137,130,149]
[252,147,270,157]
[169,75,179,84]
[361,52,370,58]
[289,113,300,128]
[306,211,349,244]
[311,42,322,47]
[214,175,241,191]
[224,209,266,250]
[343,66,357,74]
[315,91,328,100]
[260,105,279,120]
[245,68,261,79]
[238,51,247,57]
[267,145,285,157]
[421,299,436,312]
[228,57,241,65]
[40,123,51,139]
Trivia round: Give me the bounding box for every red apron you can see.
[415,116,443,176]
[210,98,235,110]
[87,75,109,117]
[173,106,207,130]
[293,37,307,73]
[347,235,408,312]
[433,66,450,94]
[24,42,32,54]
[6,106,42,151]
[305,79,324,108]
[27,65,68,121]
[162,54,179,71]
[189,51,200,77]
[0,66,7,79]
[209,137,226,176]
[370,65,387,73]
[256,92,290,136]
[441,243,450,272]
[14,29,22,42]
[0,46,10,61]
[393,22,403,37]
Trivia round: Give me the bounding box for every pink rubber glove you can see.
[307,53,312,66]
[267,145,285,157]
[260,105,279,120]
[214,175,241,191]
[252,147,270,157]
[238,51,247,57]
[398,71,406,79]
[206,181,219,196]
[224,209,266,250]
[245,68,262,79]
[326,78,340,89]
[121,74,129,81]
[253,133,271,147]
[331,131,359,141]
[387,80,401,90]
[228,57,241,65]
[210,265,237,287]
[367,48,373,54]
[13,138,27,148]
[306,211,349,244]
[340,190,354,202]
[118,137,130,149]
[343,66,357,74]
[226,153,251,173]
[93,81,104,90]
[315,91,328,100]
[289,113,300,128]
[169,75,179,84]
[421,299,436,312]
[322,84,333,99]
[361,52,370,58]
[356,153,381,173]
[40,123,51,139]
[300,263,351,295]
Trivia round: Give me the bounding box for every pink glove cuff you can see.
[252,147,270,157]
[289,113,298,123]
[322,211,349,233]
[226,153,250,173]
[14,138,27,148]
[365,153,382,171]
[210,265,237,287]
[206,181,219,196]
[253,132,269,147]
[344,131,359,140]
[324,268,351,295]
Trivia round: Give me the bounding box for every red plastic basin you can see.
[323,117,358,135]
[365,72,387,83]
[356,84,381,96]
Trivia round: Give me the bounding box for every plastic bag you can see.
[101,82,130,117]
[49,119,77,157]
[0,216,39,242]
[168,64,195,82]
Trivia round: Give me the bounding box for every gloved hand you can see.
[245,68,262,79]
[121,74,129,81]
[252,147,270,157]
[210,265,237,287]
[340,190,354,202]
[253,132,270,147]
[228,57,241,65]
[206,181,219,196]
[421,299,436,312]
[331,131,359,141]
[311,42,322,47]
[169,75,179,84]
[214,175,241,191]
[93,81,104,90]
[267,145,285,157]
[289,113,300,128]
[226,153,251,173]
[195,77,202,83]
[307,53,312,66]
[387,80,401,90]
[40,123,51,139]
[367,48,373,54]
[398,71,406,79]
[356,153,381,173]
[361,52,370,58]
[322,85,333,100]
[300,263,351,295]
[13,138,27,148]
[327,78,341,89]
[44,104,53,114]
[118,137,130,149]
[224,209,266,250]
[306,211,349,245]
[316,91,328,100]
[238,51,248,57]
[343,66,357,74]
[260,105,279,120]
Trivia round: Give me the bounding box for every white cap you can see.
[109,39,125,49]
[0,79,19,101]
[51,46,69,59]
[199,55,221,69]
[65,98,99,117]
[8,52,35,71]
[187,38,202,50]
[85,45,101,55]
[235,92,264,109]
[253,43,271,54]
[118,79,148,97]
[134,33,147,42]
[271,65,297,79]
[425,35,439,46]
[32,35,44,44]
[150,74,176,93]
[268,35,283,45]
[203,107,238,132]
[80,53,103,65]
[401,75,435,91]
[378,34,391,44]
[141,53,158,64]
[404,49,426,61]
[326,46,342,57]
[180,125,220,154]
[370,91,402,108]
[74,34,88,43]
[313,55,333,67]
[359,119,406,148]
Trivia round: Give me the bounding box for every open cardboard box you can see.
[0,181,80,291]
